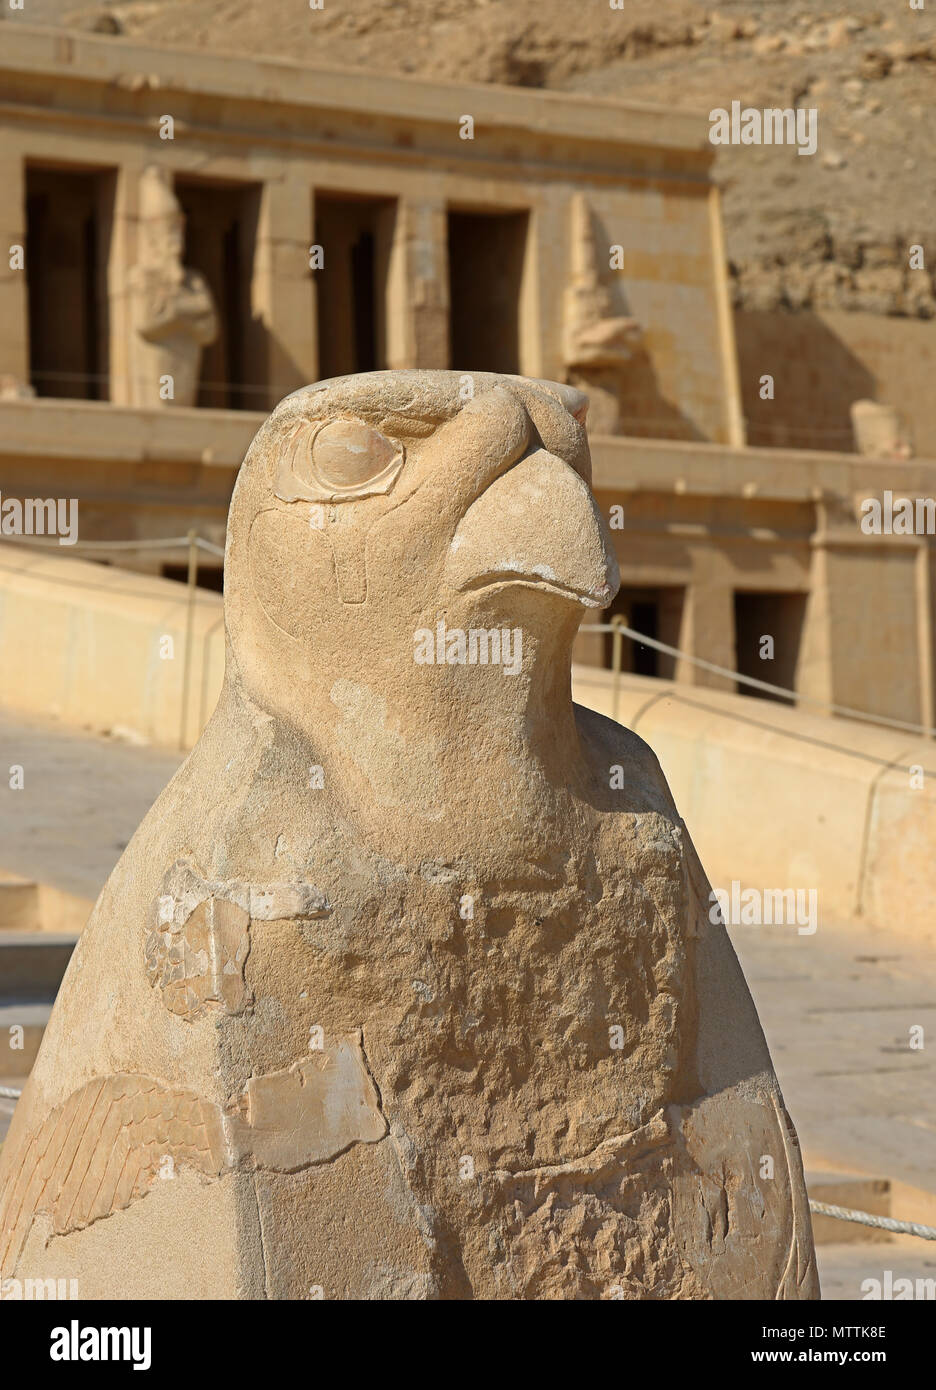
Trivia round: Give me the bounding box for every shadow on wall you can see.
[588,206,707,443]
[615,349,709,442]
[735,310,875,453]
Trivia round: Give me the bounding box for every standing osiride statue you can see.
[128,166,217,408]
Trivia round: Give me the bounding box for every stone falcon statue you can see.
[0,371,818,1300]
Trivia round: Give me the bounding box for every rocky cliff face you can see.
[13,0,936,320]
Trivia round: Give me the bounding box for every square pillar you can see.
[386,198,449,370]
[108,162,143,406]
[254,176,317,404]
[0,152,30,386]
[682,556,736,692]
[805,499,925,726]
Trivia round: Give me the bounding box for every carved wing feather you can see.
[0,1075,225,1276]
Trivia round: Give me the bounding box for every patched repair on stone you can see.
[144,859,331,1020]
[0,1033,386,1274]
[0,371,818,1300]
[234,1034,387,1171]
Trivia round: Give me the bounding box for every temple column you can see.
[803,497,927,727]
[386,197,449,370]
[108,161,143,406]
[0,149,30,388]
[254,176,317,405]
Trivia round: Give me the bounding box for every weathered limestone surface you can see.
[0,371,817,1299]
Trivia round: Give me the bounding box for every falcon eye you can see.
[310,420,400,489]
[275,417,405,503]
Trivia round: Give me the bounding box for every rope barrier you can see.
[0,534,225,557]
[580,620,936,738]
[0,542,930,739]
[0,1086,22,1100]
[808,1200,936,1241]
[0,535,932,740]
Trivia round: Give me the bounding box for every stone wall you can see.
[586,434,936,731]
[4,410,936,731]
[0,24,741,445]
[736,308,936,456]
[575,665,936,948]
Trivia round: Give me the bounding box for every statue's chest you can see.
[316,808,696,1162]
[279,806,692,1046]
[314,805,689,990]
[194,807,695,1166]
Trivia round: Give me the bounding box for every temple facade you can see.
[0,24,934,730]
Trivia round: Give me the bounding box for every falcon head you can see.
[224,370,619,702]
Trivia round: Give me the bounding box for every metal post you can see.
[180,530,198,750]
[611,615,625,724]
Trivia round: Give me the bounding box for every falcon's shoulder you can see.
[574,700,677,816]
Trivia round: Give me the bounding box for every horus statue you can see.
[0,371,817,1299]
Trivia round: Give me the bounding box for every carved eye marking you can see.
[308,420,400,489]
[276,418,404,502]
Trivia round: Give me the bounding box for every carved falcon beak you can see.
[442,444,620,609]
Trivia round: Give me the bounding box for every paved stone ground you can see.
[1,710,934,1299]
[817,1239,936,1302]
[731,922,936,1299]
[731,922,936,1198]
[0,710,183,899]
